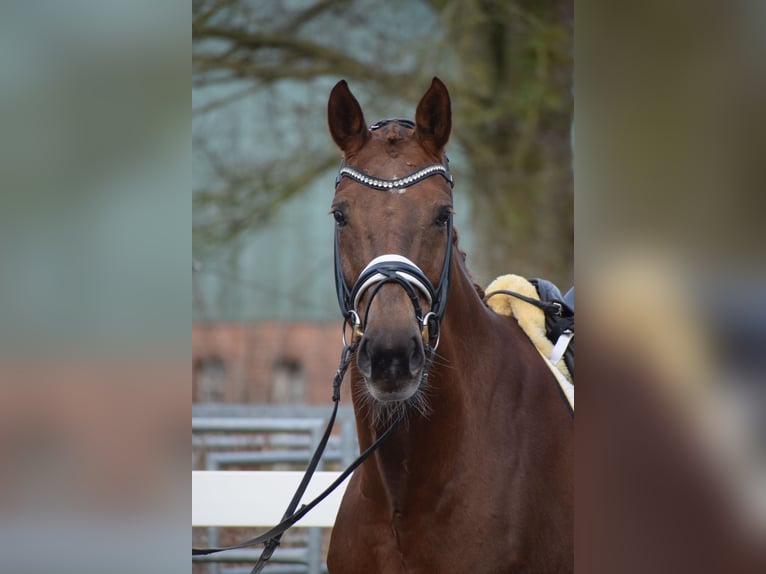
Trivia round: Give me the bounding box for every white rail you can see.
[192,470,348,527]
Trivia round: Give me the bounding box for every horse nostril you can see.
[359,335,423,384]
[408,336,425,377]
[357,338,372,379]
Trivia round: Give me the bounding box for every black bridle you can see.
[192,119,455,573]
[334,118,455,351]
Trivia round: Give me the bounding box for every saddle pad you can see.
[485,274,574,409]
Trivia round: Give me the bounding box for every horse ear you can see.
[415,77,451,154]
[328,80,369,154]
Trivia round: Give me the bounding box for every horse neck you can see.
[423,256,523,427]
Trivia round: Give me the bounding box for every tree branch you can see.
[277,0,351,33]
[195,28,386,80]
[192,0,236,33]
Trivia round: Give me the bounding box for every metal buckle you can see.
[421,312,440,350]
[342,310,363,347]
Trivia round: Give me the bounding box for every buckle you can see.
[420,312,441,350]
[342,310,363,347]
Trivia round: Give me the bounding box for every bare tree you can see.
[193,0,572,286]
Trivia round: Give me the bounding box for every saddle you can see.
[485,274,574,385]
[530,277,574,378]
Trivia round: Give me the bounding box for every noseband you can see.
[333,119,454,351]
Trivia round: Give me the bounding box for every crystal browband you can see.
[335,163,454,191]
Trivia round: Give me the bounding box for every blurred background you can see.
[578,1,766,572]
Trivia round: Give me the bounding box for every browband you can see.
[335,163,453,191]
[334,117,454,192]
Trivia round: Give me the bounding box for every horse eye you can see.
[333,209,348,227]
[434,209,452,227]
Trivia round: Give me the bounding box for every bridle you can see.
[192,118,455,573]
[334,118,455,353]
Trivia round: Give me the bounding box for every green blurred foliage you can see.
[0,0,189,353]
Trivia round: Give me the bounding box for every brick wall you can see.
[192,321,352,404]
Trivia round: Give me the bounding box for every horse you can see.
[325,77,573,573]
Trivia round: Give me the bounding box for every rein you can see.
[192,340,407,572]
[192,122,455,573]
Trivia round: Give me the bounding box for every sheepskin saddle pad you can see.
[485,274,574,387]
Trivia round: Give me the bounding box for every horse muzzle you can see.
[336,250,451,402]
[356,330,425,401]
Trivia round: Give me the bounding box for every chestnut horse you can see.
[326,78,573,573]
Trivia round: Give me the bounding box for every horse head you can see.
[328,77,453,404]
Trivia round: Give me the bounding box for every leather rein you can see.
[192,119,455,574]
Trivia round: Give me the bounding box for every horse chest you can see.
[330,480,520,573]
